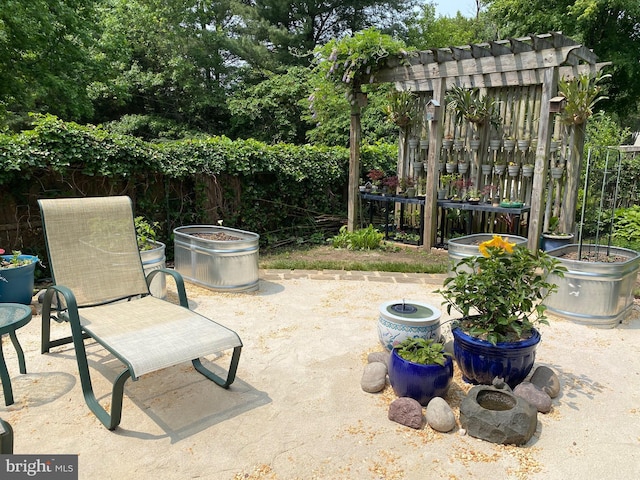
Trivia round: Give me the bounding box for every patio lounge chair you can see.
[38,196,242,430]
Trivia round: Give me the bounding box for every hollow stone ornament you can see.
[459,385,537,445]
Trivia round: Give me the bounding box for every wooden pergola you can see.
[355,32,608,250]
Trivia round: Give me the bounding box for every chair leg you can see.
[80,368,131,430]
[192,346,241,389]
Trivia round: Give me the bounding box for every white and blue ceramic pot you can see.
[452,324,540,389]
[377,300,441,351]
[388,348,454,406]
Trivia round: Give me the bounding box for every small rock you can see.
[388,397,424,429]
[514,382,552,413]
[492,377,512,392]
[361,362,387,393]
[443,339,454,356]
[426,397,456,432]
[367,351,390,368]
[37,289,58,307]
[530,366,561,398]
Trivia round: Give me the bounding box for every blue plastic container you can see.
[452,326,540,389]
[388,348,454,406]
[0,255,38,304]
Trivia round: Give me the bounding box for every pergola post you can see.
[423,80,446,249]
[527,67,558,251]
[347,95,364,232]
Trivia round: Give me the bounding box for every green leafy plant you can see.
[558,72,610,125]
[134,217,160,251]
[394,337,451,366]
[331,225,384,250]
[437,235,566,345]
[0,249,34,268]
[613,206,640,250]
[385,91,420,128]
[313,28,414,99]
[445,85,501,127]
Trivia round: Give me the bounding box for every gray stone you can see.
[529,365,561,398]
[459,386,537,445]
[443,339,454,356]
[426,397,456,432]
[388,397,424,429]
[491,377,512,392]
[367,351,390,368]
[361,362,387,393]
[514,382,553,413]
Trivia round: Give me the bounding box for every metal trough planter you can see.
[543,244,640,327]
[140,241,166,299]
[174,225,260,292]
[447,234,528,273]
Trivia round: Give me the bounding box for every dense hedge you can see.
[0,114,397,256]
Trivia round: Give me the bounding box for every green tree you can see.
[227,66,314,144]
[0,0,98,128]
[252,0,418,65]
[405,2,496,49]
[487,0,640,130]
[90,0,258,134]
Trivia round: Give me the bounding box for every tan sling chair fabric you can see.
[39,196,242,429]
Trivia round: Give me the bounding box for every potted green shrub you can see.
[0,249,38,305]
[540,216,574,251]
[437,235,565,388]
[388,337,454,406]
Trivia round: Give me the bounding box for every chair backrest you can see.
[39,196,150,306]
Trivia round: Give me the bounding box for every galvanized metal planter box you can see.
[543,244,640,327]
[447,234,528,273]
[174,225,260,292]
[140,241,166,299]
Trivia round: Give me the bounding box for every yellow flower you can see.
[478,235,516,257]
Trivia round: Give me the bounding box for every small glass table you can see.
[0,303,32,406]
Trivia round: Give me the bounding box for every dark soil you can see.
[191,232,242,241]
[557,251,630,263]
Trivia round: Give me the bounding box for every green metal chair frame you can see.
[39,196,242,430]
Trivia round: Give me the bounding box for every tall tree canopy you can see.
[487,0,640,129]
[0,0,98,127]
[405,2,496,48]
[252,0,418,65]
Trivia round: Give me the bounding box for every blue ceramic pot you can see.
[0,255,38,305]
[388,348,454,406]
[540,234,574,252]
[452,325,540,389]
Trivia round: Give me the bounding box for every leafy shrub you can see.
[331,225,384,250]
[613,206,640,251]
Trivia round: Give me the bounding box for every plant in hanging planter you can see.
[388,337,454,406]
[558,72,610,126]
[445,85,501,128]
[436,235,565,387]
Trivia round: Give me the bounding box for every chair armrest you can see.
[146,268,189,307]
[41,285,81,328]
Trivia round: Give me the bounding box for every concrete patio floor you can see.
[1,270,639,479]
